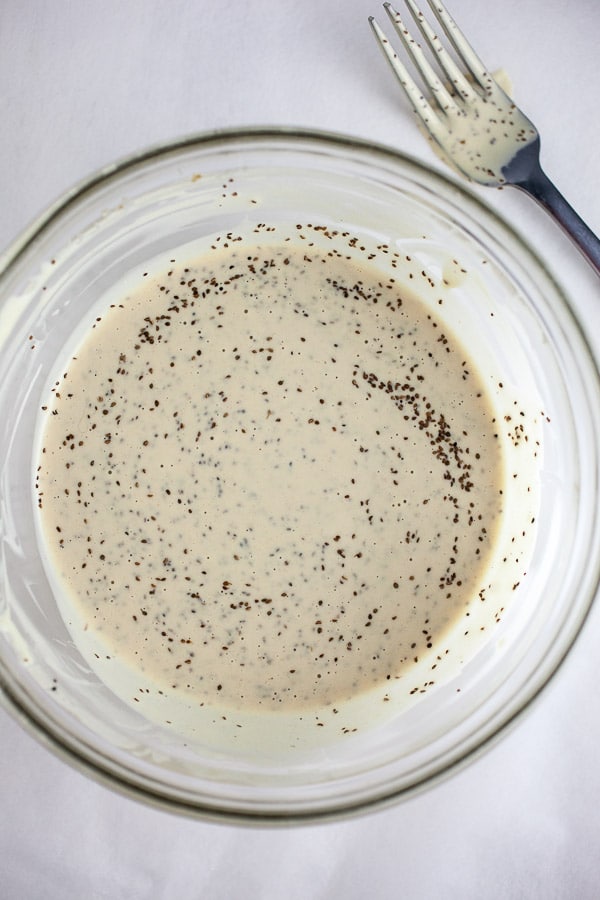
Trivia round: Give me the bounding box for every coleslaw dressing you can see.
[34,224,540,747]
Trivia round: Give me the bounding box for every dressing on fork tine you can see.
[392,0,478,105]
[369,0,600,276]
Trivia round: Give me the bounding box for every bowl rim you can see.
[0,124,572,288]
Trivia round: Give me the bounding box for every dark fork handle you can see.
[505,140,600,277]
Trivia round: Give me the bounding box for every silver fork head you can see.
[369,0,538,186]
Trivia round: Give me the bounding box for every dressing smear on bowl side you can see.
[33,224,540,748]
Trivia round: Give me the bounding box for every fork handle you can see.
[509,145,600,277]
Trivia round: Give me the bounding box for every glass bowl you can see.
[0,128,598,823]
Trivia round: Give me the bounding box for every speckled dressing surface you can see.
[36,229,504,718]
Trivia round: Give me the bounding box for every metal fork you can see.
[369,0,600,276]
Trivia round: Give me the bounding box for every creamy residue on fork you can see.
[430,74,538,186]
[33,224,534,732]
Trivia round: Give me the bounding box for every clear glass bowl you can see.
[0,128,598,823]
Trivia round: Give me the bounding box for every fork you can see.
[369,0,600,276]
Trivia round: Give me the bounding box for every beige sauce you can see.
[34,226,508,720]
[429,69,537,185]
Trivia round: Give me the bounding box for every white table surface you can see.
[1,1,599,897]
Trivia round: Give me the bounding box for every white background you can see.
[1,1,600,897]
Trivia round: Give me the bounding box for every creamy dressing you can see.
[33,224,541,743]
[372,0,537,186]
[426,69,537,185]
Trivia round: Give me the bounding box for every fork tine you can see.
[401,0,477,102]
[381,2,461,114]
[368,15,447,140]
[426,0,491,93]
